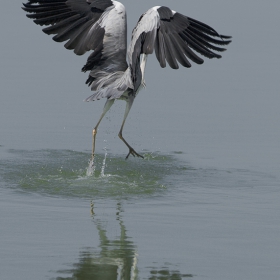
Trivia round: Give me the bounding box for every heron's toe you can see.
[125,148,143,159]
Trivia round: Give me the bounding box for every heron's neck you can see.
[140,54,148,86]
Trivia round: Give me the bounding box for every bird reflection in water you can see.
[57,202,192,279]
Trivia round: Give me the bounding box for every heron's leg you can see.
[92,99,114,160]
[118,96,143,159]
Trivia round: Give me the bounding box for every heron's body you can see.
[22,0,231,159]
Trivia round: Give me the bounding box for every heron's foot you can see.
[118,132,143,159]
[125,147,144,159]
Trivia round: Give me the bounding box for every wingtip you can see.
[22,2,33,10]
[220,35,232,39]
[22,3,28,12]
[219,35,232,45]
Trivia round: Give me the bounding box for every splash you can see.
[86,158,95,177]
[86,141,108,177]
[100,147,107,177]
[1,149,174,198]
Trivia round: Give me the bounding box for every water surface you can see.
[1,1,280,279]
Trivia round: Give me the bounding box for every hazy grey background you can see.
[1,1,280,280]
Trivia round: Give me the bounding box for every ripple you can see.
[1,149,275,200]
[0,149,182,199]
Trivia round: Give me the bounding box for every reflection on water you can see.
[56,202,192,280]
[57,202,138,279]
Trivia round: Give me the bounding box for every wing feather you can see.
[22,0,114,54]
[155,30,166,68]
[162,31,179,69]
[169,33,192,68]
[128,5,231,90]
[23,0,128,92]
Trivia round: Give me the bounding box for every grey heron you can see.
[22,0,231,160]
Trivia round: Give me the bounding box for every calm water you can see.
[1,1,280,280]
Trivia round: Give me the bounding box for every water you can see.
[1,148,279,279]
[1,1,280,280]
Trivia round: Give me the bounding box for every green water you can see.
[1,149,183,198]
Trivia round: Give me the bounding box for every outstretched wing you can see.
[22,0,128,90]
[128,6,231,90]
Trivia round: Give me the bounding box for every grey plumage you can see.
[22,1,231,159]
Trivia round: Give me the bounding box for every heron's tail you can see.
[84,87,124,102]
[84,68,133,102]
